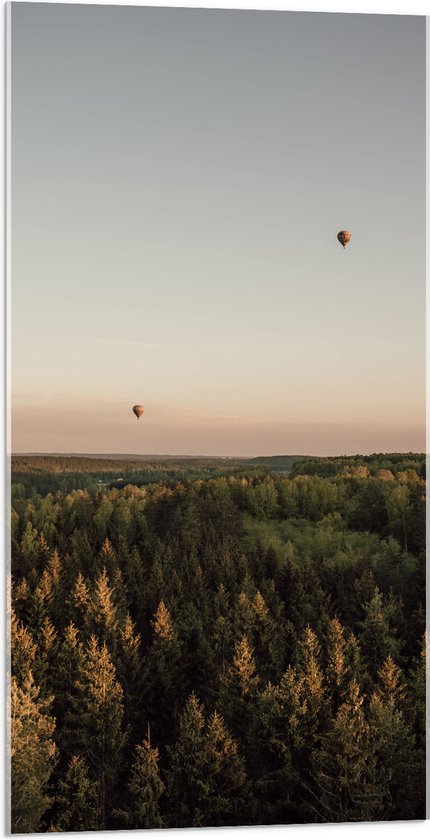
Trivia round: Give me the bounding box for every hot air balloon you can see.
[132,405,144,419]
[337,230,352,249]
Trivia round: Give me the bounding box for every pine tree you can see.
[69,635,126,827]
[51,623,86,763]
[234,592,255,642]
[26,587,48,648]
[99,537,117,578]
[308,680,381,823]
[252,588,285,683]
[10,673,58,832]
[211,582,233,670]
[218,634,259,766]
[53,622,82,709]
[87,566,119,649]
[407,632,427,818]
[55,755,100,831]
[204,710,247,825]
[45,548,64,627]
[294,626,326,739]
[144,600,183,749]
[116,613,144,738]
[33,615,58,693]
[10,606,37,685]
[19,521,40,576]
[118,728,165,829]
[359,587,401,679]
[228,634,259,697]
[167,694,247,827]
[12,577,31,616]
[70,571,91,621]
[146,544,165,613]
[256,626,326,819]
[258,668,304,822]
[153,598,175,640]
[167,692,208,826]
[408,631,427,751]
[325,617,350,710]
[367,656,421,820]
[93,496,114,543]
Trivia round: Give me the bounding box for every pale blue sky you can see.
[11,4,425,455]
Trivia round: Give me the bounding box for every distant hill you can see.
[12,452,306,472]
[11,454,306,487]
[14,452,224,461]
[11,454,246,474]
[246,455,307,470]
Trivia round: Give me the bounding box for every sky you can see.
[11,2,425,456]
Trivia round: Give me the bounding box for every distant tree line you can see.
[11,457,247,498]
[12,456,246,475]
[291,452,425,479]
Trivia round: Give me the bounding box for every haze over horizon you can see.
[11,5,425,457]
[12,440,425,460]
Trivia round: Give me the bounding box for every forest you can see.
[10,452,426,831]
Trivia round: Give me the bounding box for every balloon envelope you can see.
[337,230,352,248]
[132,405,144,419]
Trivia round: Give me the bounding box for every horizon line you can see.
[11,450,425,459]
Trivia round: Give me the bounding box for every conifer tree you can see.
[37,567,54,605]
[408,631,427,752]
[19,521,40,576]
[111,566,128,623]
[117,728,165,829]
[99,537,117,578]
[10,673,58,832]
[70,571,91,622]
[325,617,350,710]
[252,588,285,682]
[54,622,82,708]
[26,587,48,647]
[167,692,208,826]
[167,694,247,827]
[12,576,31,618]
[294,626,326,738]
[406,632,427,818]
[211,583,234,671]
[55,755,100,832]
[258,666,305,821]
[229,634,260,697]
[33,615,58,693]
[359,588,401,679]
[116,613,144,737]
[51,623,85,762]
[219,634,259,755]
[47,548,62,589]
[122,544,147,621]
[234,591,255,642]
[308,680,381,823]
[10,606,37,686]
[204,710,247,825]
[153,599,175,640]
[44,548,64,627]
[87,566,119,649]
[144,600,183,748]
[68,635,126,827]
[93,496,114,543]
[258,626,326,809]
[367,656,421,819]
[146,545,166,613]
